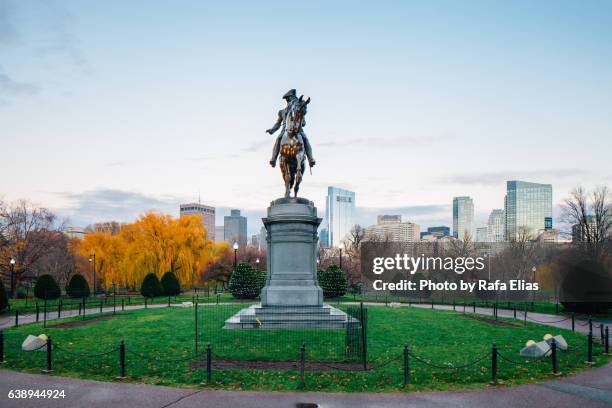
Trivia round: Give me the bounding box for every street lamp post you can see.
[89,253,96,296]
[339,243,344,270]
[9,258,16,298]
[531,266,537,308]
[233,242,239,269]
[255,258,260,270]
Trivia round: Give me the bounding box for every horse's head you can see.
[286,95,310,136]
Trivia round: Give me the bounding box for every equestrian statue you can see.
[267,89,315,198]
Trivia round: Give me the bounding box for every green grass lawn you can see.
[1,304,608,392]
[1,292,239,318]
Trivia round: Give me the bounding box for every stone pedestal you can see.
[224,197,351,329]
[260,197,323,306]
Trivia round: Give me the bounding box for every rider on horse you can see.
[267,89,316,168]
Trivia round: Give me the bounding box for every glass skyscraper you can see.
[325,186,355,247]
[487,209,505,242]
[452,196,475,241]
[504,180,552,241]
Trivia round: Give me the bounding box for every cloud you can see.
[354,204,451,228]
[33,3,91,73]
[50,189,187,226]
[0,0,19,45]
[242,140,269,152]
[318,135,441,149]
[0,66,40,105]
[438,169,592,186]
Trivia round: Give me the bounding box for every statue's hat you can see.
[283,89,297,100]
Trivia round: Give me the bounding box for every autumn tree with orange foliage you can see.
[75,212,227,290]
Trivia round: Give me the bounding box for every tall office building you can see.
[504,181,552,241]
[365,216,420,242]
[259,226,267,250]
[224,209,248,248]
[325,186,355,247]
[420,226,451,239]
[476,227,488,242]
[377,215,402,224]
[319,228,329,247]
[180,203,216,240]
[452,196,475,241]
[214,226,225,243]
[487,209,505,242]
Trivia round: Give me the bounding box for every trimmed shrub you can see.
[34,274,61,300]
[66,274,91,298]
[16,287,27,299]
[229,262,266,299]
[318,264,348,298]
[140,273,163,298]
[161,271,181,296]
[0,280,8,312]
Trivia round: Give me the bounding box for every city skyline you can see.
[1,1,611,236]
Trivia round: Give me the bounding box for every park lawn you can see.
[1,292,239,318]
[0,304,608,392]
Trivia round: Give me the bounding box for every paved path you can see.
[0,364,610,408]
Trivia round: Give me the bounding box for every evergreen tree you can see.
[318,264,348,298]
[229,262,266,299]
[34,274,62,300]
[140,273,163,298]
[161,271,181,296]
[0,280,8,312]
[66,274,91,298]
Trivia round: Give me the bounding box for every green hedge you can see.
[34,274,61,300]
[318,264,348,298]
[0,280,8,312]
[161,271,181,296]
[229,262,266,299]
[66,274,91,298]
[140,273,163,298]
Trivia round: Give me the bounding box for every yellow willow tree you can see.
[75,212,223,289]
[76,231,126,290]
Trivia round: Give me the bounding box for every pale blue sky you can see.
[1,0,611,234]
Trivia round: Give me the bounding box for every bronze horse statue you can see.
[279,95,310,198]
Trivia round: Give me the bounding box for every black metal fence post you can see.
[57,300,62,319]
[491,343,497,384]
[551,338,558,375]
[605,326,609,355]
[299,343,306,388]
[122,298,125,311]
[14,310,18,327]
[600,323,604,345]
[145,298,148,309]
[360,302,367,371]
[513,305,516,319]
[36,304,40,322]
[524,303,527,327]
[403,344,409,387]
[82,297,86,320]
[0,330,4,363]
[118,339,126,379]
[194,301,199,354]
[473,302,476,313]
[452,300,455,311]
[216,294,220,305]
[43,299,47,328]
[571,313,575,332]
[587,327,593,364]
[206,343,212,383]
[44,337,53,373]
[99,300,103,313]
